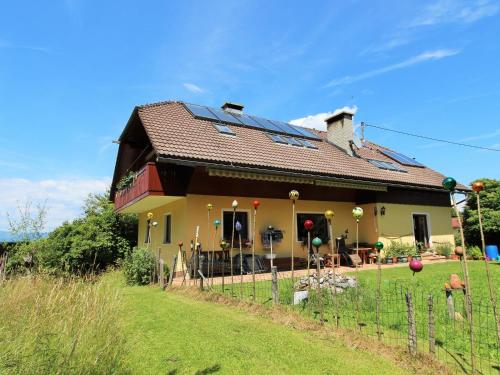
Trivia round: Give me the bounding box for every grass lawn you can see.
[109,272,415,375]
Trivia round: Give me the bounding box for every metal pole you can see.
[477,192,500,347]
[291,200,295,280]
[450,193,476,372]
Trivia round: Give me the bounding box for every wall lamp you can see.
[380,206,386,216]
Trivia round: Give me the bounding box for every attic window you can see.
[368,159,407,173]
[213,123,235,135]
[283,136,303,147]
[296,138,318,149]
[267,133,288,144]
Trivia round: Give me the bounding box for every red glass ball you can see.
[304,219,314,231]
[472,181,484,192]
[178,241,183,247]
[409,259,423,273]
[252,200,260,209]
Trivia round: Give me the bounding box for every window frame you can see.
[213,123,235,136]
[295,212,330,244]
[221,209,251,242]
[163,213,172,244]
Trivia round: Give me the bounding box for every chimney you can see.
[325,110,354,156]
[221,102,244,115]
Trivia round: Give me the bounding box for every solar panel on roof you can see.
[283,136,303,146]
[368,159,406,172]
[232,113,265,129]
[184,103,220,122]
[381,150,424,167]
[289,124,321,140]
[250,116,285,133]
[269,120,304,137]
[208,107,243,124]
[296,138,318,149]
[267,133,288,144]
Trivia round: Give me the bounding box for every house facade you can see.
[111,100,461,268]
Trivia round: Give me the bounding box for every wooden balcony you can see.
[114,162,165,211]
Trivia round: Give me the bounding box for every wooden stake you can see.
[406,292,417,355]
[271,266,278,304]
[252,207,257,302]
[428,294,435,355]
[291,200,295,280]
[211,225,218,287]
[355,219,361,330]
[239,232,243,299]
[230,208,236,295]
[376,250,382,340]
[450,193,476,372]
[315,244,324,325]
[327,219,339,327]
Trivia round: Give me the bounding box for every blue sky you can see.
[1,0,499,230]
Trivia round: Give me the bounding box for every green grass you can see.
[113,272,409,375]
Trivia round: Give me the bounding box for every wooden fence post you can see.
[406,292,417,355]
[271,266,278,304]
[167,255,177,288]
[446,290,455,320]
[428,294,435,355]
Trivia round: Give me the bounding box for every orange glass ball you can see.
[472,181,484,192]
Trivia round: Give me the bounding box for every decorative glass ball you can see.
[289,190,299,201]
[253,200,260,209]
[454,246,464,256]
[147,212,154,220]
[207,203,213,210]
[235,221,242,232]
[214,219,221,228]
[472,181,485,192]
[442,177,457,191]
[232,200,238,209]
[324,210,334,220]
[374,241,384,251]
[220,240,228,249]
[352,207,364,220]
[304,219,314,231]
[409,259,423,273]
[178,241,183,247]
[312,237,322,247]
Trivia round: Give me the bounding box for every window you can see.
[163,214,172,244]
[367,159,407,172]
[283,136,303,147]
[144,219,151,243]
[296,138,318,149]
[213,123,235,135]
[267,133,288,144]
[296,213,329,244]
[222,210,249,242]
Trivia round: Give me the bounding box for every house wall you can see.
[376,203,454,247]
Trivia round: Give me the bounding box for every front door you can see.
[413,214,430,248]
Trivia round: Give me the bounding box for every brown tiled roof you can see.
[135,101,464,190]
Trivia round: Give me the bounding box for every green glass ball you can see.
[442,177,457,191]
[374,241,384,250]
[312,237,322,247]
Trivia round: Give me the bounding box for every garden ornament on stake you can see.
[194,225,202,289]
[304,219,314,299]
[220,240,228,292]
[312,236,325,324]
[289,190,299,280]
[473,181,500,346]
[211,219,220,287]
[179,241,188,286]
[325,209,339,326]
[374,241,384,340]
[409,259,423,275]
[443,176,476,372]
[230,200,238,295]
[146,212,154,249]
[236,220,244,298]
[252,200,260,302]
[352,206,363,330]
[268,225,275,268]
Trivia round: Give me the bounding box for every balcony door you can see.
[413,214,430,248]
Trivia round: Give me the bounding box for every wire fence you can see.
[204,268,500,374]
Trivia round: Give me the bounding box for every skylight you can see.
[267,133,288,144]
[381,149,424,167]
[213,123,235,135]
[267,133,318,149]
[368,159,407,172]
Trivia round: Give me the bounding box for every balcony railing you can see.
[114,162,164,211]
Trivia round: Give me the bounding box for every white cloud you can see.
[183,83,204,94]
[411,0,499,26]
[325,49,460,87]
[0,177,110,231]
[290,105,358,131]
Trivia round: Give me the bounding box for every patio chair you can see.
[336,237,362,267]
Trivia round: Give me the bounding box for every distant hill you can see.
[0,231,48,242]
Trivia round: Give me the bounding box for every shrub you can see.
[467,245,483,260]
[384,241,417,258]
[434,242,453,258]
[123,248,156,285]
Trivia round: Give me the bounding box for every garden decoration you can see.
[194,225,202,288]
[312,237,325,324]
[289,190,299,280]
[210,219,220,287]
[473,181,500,347]
[220,240,228,292]
[409,259,423,275]
[374,241,384,340]
[252,200,260,302]
[304,219,314,296]
[206,203,213,284]
[268,225,275,268]
[352,207,363,330]
[443,176,476,371]
[325,209,339,326]
[235,220,244,298]
[230,200,238,294]
[179,241,188,286]
[146,212,154,248]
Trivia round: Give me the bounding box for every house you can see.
[110,100,462,271]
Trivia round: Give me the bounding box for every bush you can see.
[123,248,156,285]
[434,242,453,258]
[467,245,483,260]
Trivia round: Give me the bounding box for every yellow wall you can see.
[376,203,454,247]
[137,195,455,267]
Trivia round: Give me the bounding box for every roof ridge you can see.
[137,100,182,109]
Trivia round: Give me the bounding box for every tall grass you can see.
[0,275,128,375]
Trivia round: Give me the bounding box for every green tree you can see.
[463,178,500,247]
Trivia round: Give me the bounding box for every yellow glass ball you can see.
[147,212,153,220]
[324,210,334,220]
[289,190,299,201]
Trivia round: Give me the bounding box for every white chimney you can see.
[324,110,354,156]
[221,102,244,115]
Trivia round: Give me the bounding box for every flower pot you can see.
[386,258,393,264]
[398,256,408,263]
[408,255,413,262]
[414,256,422,261]
[391,257,398,264]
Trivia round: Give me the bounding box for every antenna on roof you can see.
[361,121,365,144]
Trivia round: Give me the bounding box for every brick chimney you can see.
[325,110,354,156]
